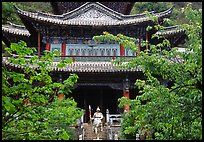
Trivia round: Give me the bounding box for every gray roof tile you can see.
[2,57,142,73]
[2,23,30,36]
[155,26,185,36]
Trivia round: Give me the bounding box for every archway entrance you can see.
[70,86,122,122]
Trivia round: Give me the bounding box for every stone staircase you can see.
[84,123,107,140]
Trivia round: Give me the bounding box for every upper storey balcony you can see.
[41,37,138,62]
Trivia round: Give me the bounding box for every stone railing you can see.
[105,109,141,140]
[106,109,123,140]
[77,112,85,140]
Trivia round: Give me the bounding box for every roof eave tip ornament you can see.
[169,5,175,13]
[13,4,25,15]
[13,4,20,12]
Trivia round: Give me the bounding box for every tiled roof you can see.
[2,57,142,73]
[155,26,185,36]
[2,23,184,38]
[15,2,173,26]
[2,22,30,36]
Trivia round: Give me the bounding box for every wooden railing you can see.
[6,54,137,62]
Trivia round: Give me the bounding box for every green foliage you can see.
[2,41,82,140]
[2,2,53,25]
[130,2,202,26]
[94,5,202,140]
[131,2,173,14]
[15,2,53,13]
[131,2,175,26]
[2,2,19,24]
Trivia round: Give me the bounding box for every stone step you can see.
[84,124,107,140]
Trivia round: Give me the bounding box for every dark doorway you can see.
[70,86,122,122]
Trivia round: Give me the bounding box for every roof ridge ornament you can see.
[7,22,26,28]
[153,5,174,16]
[62,2,123,20]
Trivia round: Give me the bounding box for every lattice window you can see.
[100,49,105,56]
[51,44,61,53]
[93,49,98,56]
[88,49,92,56]
[81,49,86,56]
[107,49,111,56]
[75,49,80,56]
[112,49,117,56]
[68,49,73,56]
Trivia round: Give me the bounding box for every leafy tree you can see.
[130,2,176,26]
[2,2,19,24]
[131,2,173,14]
[2,2,53,25]
[2,41,83,140]
[130,2,202,26]
[94,5,202,140]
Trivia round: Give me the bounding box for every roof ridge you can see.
[7,22,26,29]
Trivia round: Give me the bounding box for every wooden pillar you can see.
[112,56,114,61]
[120,44,125,56]
[123,77,130,112]
[84,92,87,122]
[61,41,66,56]
[136,38,141,56]
[58,94,64,100]
[38,31,40,58]
[72,56,75,62]
[45,41,50,51]
[123,89,130,112]
[146,32,148,50]
[100,89,103,113]
[58,73,64,100]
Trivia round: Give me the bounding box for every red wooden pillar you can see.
[61,41,66,56]
[146,32,148,50]
[136,38,141,56]
[123,89,130,112]
[72,56,75,62]
[120,44,125,56]
[112,56,114,61]
[38,31,40,58]
[58,74,64,100]
[45,41,50,51]
[58,94,64,100]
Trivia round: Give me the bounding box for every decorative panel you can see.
[66,44,120,56]
[51,44,62,53]
[73,9,117,20]
[125,49,136,56]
